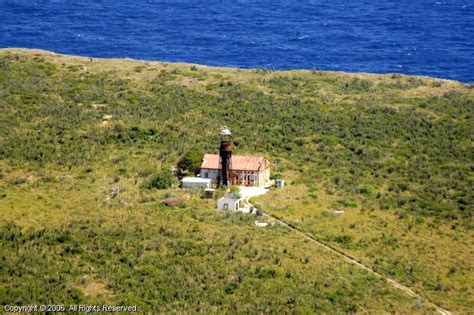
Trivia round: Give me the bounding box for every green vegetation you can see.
[0,48,472,313]
[229,185,241,197]
[141,166,176,190]
[177,149,204,175]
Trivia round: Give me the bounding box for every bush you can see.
[9,177,27,185]
[359,185,375,195]
[229,185,241,197]
[177,149,203,175]
[258,266,278,279]
[338,199,358,208]
[142,167,176,190]
[333,235,353,247]
[270,173,282,180]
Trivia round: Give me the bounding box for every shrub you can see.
[303,255,311,264]
[334,235,352,245]
[338,199,358,208]
[9,177,27,185]
[141,167,176,190]
[177,149,203,175]
[224,282,238,294]
[359,185,375,195]
[229,185,241,197]
[397,182,409,192]
[258,266,277,279]
[270,173,282,180]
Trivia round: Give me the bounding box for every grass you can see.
[0,48,472,312]
[0,174,429,313]
[254,183,473,311]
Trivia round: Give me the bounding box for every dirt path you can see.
[261,212,451,315]
[240,189,451,315]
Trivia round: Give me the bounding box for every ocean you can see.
[1,0,473,82]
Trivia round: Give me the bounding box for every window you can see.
[223,203,228,210]
[204,171,208,178]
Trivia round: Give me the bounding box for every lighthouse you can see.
[199,128,271,188]
[219,127,232,187]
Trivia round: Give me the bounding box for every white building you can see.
[217,194,242,212]
[276,179,285,189]
[181,177,212,189]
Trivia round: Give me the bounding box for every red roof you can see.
[201,154,268,171]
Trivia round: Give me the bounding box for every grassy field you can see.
[0,48,472,313]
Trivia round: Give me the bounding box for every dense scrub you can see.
[1,52,471,223]
[0,49,472,312]
[0,184,427,313]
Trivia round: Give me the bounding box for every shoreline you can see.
[1,47,470,86]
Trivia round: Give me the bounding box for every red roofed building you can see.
[200,154,270,187]
[200,128,271,187]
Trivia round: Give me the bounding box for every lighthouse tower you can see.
[219,127,232,187]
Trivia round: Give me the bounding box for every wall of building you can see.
[257,164,270,187]
[217,198,240,211]
[231,170,257,186]
[181,179,211,189]
[200,168,218,179]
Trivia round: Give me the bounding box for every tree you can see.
[177,149,204,175]
[142,166,176,190]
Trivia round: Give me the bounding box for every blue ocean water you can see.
[1,0,473,82]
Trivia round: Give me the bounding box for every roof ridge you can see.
[201,153,268,171]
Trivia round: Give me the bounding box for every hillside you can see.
[0,48,472,313]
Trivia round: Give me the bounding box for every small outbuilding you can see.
[217,194,242,212]
[181,177,212,189]
[276,179,285,189]
[203,188,215,199]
